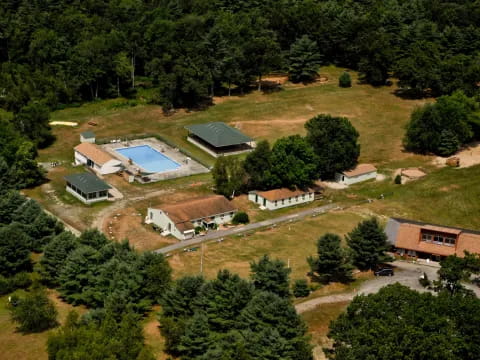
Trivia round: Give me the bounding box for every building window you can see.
[302,194,305,200]
[444,237,456,246]
[150,212,153,219]
[422,233,432,242]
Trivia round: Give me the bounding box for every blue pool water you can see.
[115,145,181,173]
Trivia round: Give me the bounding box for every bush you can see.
[9,286,58,333]
[194,226,205,234]
[419,272,431,288]
[293,279,310,298]
[232,212,249,225]
[394,174,402,184]
[339,71,352,87]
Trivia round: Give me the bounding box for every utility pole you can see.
[200,242,204,274]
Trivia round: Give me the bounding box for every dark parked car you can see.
[374,267,394,276]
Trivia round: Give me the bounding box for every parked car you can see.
[374,267,394,276]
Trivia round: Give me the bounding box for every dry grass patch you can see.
[169,210,364,280]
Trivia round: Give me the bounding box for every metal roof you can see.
[185,122,252,147]
[80,131,95,139]
[64,172,111,194]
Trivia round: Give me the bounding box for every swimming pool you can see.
[115,145,181,173]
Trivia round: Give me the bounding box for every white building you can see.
[335,164,377,186]
[74,143,122,175]
[148,195,237,240]
[80,131,96,143]
[248,188,315,210]
[64,172,111,204]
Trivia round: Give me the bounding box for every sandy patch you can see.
[432,142,480,168]
[376,173,386,181]
[321,181,348,190]
[49,121,78,126]
[439,184,460,192]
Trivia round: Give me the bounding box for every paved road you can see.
[295,261,480,314]
[155,203,339,254]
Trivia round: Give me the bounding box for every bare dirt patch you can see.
[433,142,480,168]
[439,184,460,192]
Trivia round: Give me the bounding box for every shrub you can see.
[339,71,352,87]
[394,174,402,184]
[293,279,310,298]
[419,272,431,288]
[194,226,205,234]
[9,286,58,333]
[232,212,249,225]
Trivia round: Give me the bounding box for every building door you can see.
[263,198,266,206]
[255,195,258,202]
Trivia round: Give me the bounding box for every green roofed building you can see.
[185,122,255,157]
[64,172,111,204]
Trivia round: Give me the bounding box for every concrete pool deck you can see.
[102,137,209,182]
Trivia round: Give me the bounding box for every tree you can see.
[250,255,291,298]
[437,129,461,156]
[288,35,322,83]
[0,224,32,277]
[435,253,480,295]
[10,286,58,333]
[305,114,360,179]
[243,140,273,190]
[14,102,54,148]
[212,156,247,198]
[292,279,310,298]
[403,91,478,155]
[308,233,353,283]
[270,135,318,189]
[327,284,480,360]
[346,218,392,271]
[338,71,351,87]
[40,231,79,285]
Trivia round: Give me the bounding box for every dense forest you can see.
[1,0,480,112]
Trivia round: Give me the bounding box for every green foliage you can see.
[328,284,480,360]
[14,102,54,148]
[346,218,392,271]
[250,255,291,298]
[270,135,318,189]
[338,72,351,88]
[394,174,402,184]
[308,233,353,283]
[419,272,431,288]
[305,114,360,179]
[435,253,480,295]
[243,140,273,190]
[288,35,322,83]
[9,286,58,333]
[159,267,312,359]
[212,156,247,198]
[40,232,78,285]
[47,308,154,360]
[0,224,32,276]
[232,211,249,225]
[0,272,32,295]
[404,91,479,155]
[292,279,310,298]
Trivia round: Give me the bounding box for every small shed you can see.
[185,122,254,157]
[80,131,96,143]
[248,188,315,210]
[335,164,377,185]
[64,172,111,204]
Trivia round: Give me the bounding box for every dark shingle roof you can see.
[185,122,252,147]
[64,172,111,194]
[80,131,95,139]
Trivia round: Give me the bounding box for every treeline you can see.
[2,0,480,113]
[213,114,360,195]
[159,256,312,360]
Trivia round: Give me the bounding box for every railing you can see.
[96,133,211,169]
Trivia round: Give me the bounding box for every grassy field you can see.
[41,66,430,167]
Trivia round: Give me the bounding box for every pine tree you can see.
[250,255,291,298]
[339,71,352,87]
[438,129,460,156]
[288,35,322,83]
[293,279,310,298]
[40,231,78,285]
[10,286,58,333]
[346,218,392,271]
[308,233,353,283]
[0,224,32,276]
